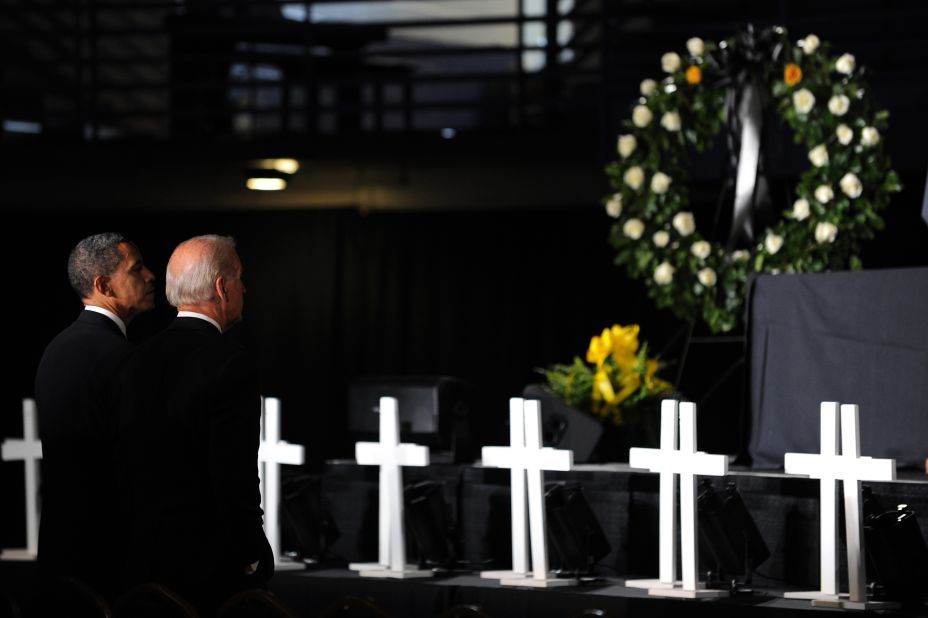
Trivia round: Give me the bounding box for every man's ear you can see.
[93,275,111,297]
[215,276,227,302]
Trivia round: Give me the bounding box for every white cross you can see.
[479,398,531,579]
[628,399,728,596]
[258,396,305,565]
[783,402,841,599]
[1,399,43,558]
[785,403,895,605]
[499,398,574,587]
[353,396,429,574]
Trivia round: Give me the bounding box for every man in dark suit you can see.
[34,232,156,601]
[119,234,272,615]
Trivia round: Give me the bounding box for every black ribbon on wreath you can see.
[660,27,790,461]
[707,24,786,250]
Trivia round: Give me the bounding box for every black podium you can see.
[747,267,928,469]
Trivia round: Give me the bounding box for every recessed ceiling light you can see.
[246,177,287,191]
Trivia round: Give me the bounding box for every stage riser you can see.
[321,463,928,589]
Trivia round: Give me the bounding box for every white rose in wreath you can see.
[840,172,863,198]
[623,165,645,190]
[697,267,717,287]
[617,134,637,158]
[765,233,784,255]
[690,240,711,260]
[861,127,881,147]
[836,124,854,145]
[828,94,850,116]
[672,211,696,236]
[652,230,670,248]
[632,105,653,127]
[661,52,681,73]
[835,53,856,75]
[605,194,623,218]
[651,171,672,194]
[815,221,838,244]
[686,37,705,57]
[640,78,658,96]
[661,111,682,132]
[654,261,675,285]
[791,198,811,221]
[623,218,645,239]
[732,250,750,262]
[792,89,816,114]
[814,184,834,204]
[808,144,829,167]
[799,34,820,54]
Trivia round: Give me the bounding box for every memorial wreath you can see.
[604,26,901,333]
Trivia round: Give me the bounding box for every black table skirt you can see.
[270,568,928,618]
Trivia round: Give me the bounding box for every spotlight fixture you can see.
[544,482,611,576]
[245,157,300,191]
[246,176,287,191]
[404,480,456,570]
[258,158,300,174]
[697,479,769,589]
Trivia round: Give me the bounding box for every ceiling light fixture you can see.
[246,176,287,191]
[255,158,300,174]
[245,157,300,191]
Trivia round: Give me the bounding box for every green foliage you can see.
[542,357,594,409]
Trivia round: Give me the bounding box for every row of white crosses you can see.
[473,396,897,609]
[348,396,575,584]
[0,396,304,568]
[0,394,900,609]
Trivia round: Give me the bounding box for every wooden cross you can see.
[352,396,431,577]
[480,397,530,579]
[1,399,43,559]
[627,399,728,597]
[785,403,896,608]
[257,396,305,566]
[498,398,574,587]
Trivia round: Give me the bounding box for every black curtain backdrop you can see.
[3,169,927,550]
[4,207,674,475]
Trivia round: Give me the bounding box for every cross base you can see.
[500,575,578,588]
[783,590,839,601]
[625,578,729,599]
[808,595,900,611]
[0,549,36,562]
[647,586,729,599]
[348,562,386,572]
[480,569,530,580]
[625,578,676,589]
[273,558,306,572]
[359,567,434,579]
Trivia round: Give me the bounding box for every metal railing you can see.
[0,0,607,143]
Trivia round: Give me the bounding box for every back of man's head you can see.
[165,235,237,308]
[67,232,129,299]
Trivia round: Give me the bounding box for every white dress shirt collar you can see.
[84,305,127,337]
[177,311,222,333]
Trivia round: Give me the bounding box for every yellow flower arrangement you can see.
[540,324,673,426]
